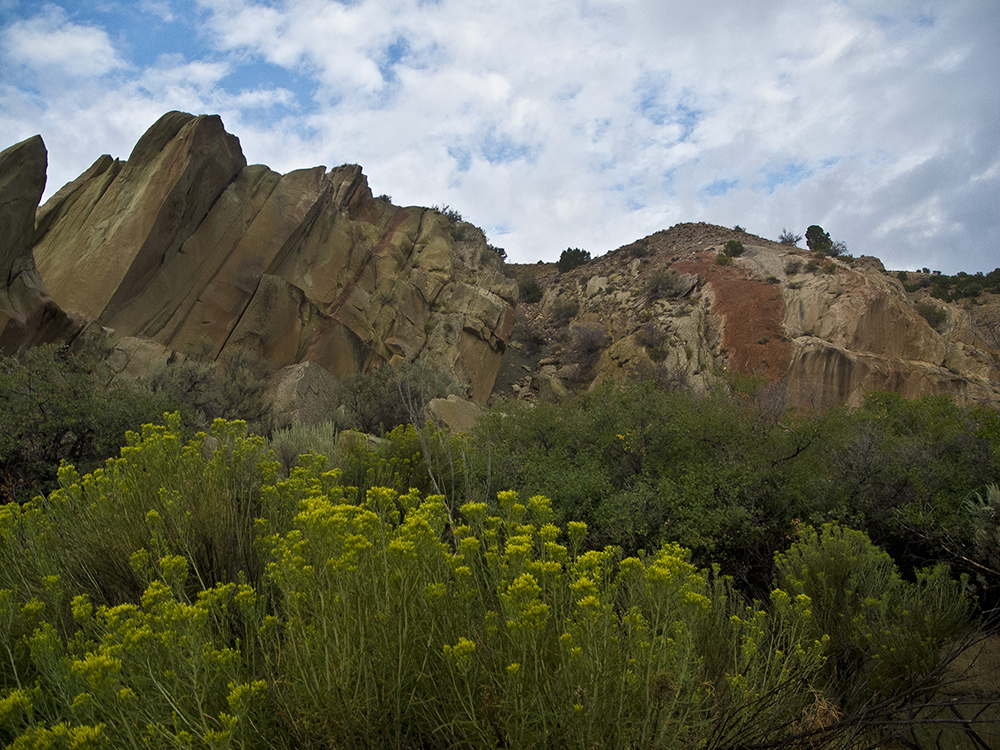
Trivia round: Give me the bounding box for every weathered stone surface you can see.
[268,361,341,430]
[5,112,515,405]
[426,394,482,433]
[34,112,247,323]
[0,135,79,351]
[499,223,1000,410]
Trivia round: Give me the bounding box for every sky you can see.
[1,0,998,273]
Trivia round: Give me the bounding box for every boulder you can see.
[426,394,482,433]
[268,361,342,431]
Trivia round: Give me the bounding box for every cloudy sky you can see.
[2,0,997,273]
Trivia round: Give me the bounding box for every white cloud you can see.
[2,4,126,77]
[1,0,997,273]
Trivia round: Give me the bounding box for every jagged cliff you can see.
[2,112,516,404]
[2,114,998,416]
[502,224,1000,411]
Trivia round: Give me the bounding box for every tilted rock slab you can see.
[0,135,80,350]
[21,112,516,402]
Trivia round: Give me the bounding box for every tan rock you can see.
[0,134,78,351]
[34,112,246,323]
[426,394,482,433]
[535,371,570,401]
[6,112,515,407]
[268,361,341,430]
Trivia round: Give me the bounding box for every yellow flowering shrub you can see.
[0,419,975,749]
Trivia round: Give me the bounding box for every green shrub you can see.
[338,360,456,435]
[145,345,274,433]
[635,321,667,349]
[963,485,1000,589]
[551,297,580,325]
[723,239,744,257]
[518,274,543,303]
[0,416,978,749]
[715,253,732,266]
[784,258,802,274]
[432,204,463,223]
[915,300,947,330]
[511,313,546,355]
[267,419,341,476]
[775,523,970,707]
[557,247,591,273]
[567,323,610,376]
[0,344,179,504]
[778,228,802,246]
[805,225,833,255]
[644,269,685,299]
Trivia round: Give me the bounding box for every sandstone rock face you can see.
[501,223,1000,410]
[268,361,342,431]
[0,135,79,350]
[12,112,515,403]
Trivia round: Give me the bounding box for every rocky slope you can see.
[2,113,998,418]
[501,224,1000,411]
[1,112,516,406]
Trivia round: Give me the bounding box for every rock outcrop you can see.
[4,113,997,416]
[501,223,1000,411]
[0,135,80,350]
[8,112,517,403]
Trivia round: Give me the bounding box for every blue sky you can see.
[2,0,998,273]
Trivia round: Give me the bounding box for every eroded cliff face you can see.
[14,112,516,403]
[5,114,997,414]
[502,223,1000,410]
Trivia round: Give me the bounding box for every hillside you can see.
[2,113,999,417]
[499,223,1000,411]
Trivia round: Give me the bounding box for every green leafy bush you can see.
[338,360,456,435]
[550,297,580,325]
[511,312,546,355]
[0,344,179,504]
[0,417,978,748]
[644,269,685,299]
[915,300,947,330]
[557,247,591,273]
[775,523,970,707]
[518,274,543,303]
[805,225,833,255]
[267,419,340,476]
[778,228,802,245]
[635,321,667,350]
[567,323,610,377]
[723,239,745,257]
[145,345,274,433]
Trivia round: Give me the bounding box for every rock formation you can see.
[0,135,80,351]
[3,113,997,417]
[11,112,517,404]
[502,223,1000,411]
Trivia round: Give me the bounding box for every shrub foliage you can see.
[0,416,975,749]
[557,247,591,274]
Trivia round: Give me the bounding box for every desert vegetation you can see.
[0,349,997,748]
[557,247,591,274]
